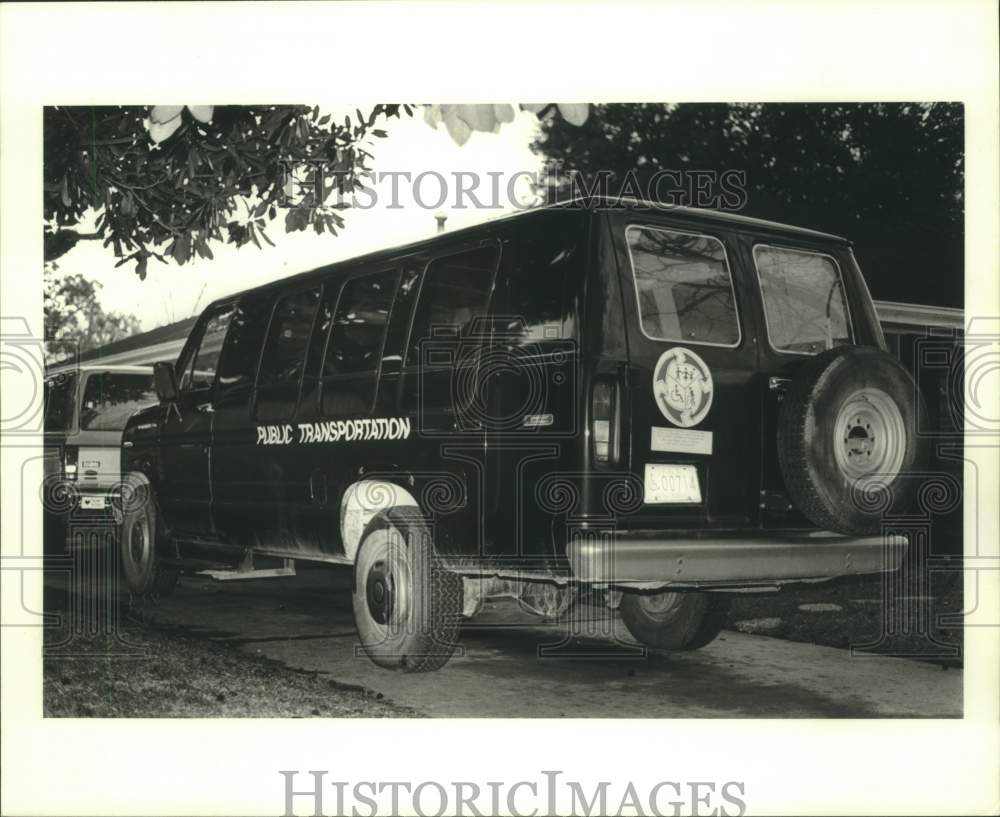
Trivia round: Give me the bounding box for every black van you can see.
[120,200,924,671]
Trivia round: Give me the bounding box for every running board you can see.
[198,553,296,581]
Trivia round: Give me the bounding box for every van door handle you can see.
[196,403,215,413]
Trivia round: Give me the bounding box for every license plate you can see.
[80,495,106,510]
[643,464,702,504]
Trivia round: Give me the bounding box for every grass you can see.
[43,625,418,718]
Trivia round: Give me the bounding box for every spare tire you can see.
[777,345,927,535]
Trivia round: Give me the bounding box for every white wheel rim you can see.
[833,387,907,483]
[637,592,684,621]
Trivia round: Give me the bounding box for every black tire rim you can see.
[128,515,150,569]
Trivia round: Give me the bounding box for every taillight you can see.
[591,380,618,464]
[62,445,78,481]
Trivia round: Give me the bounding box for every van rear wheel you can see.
[352,509,462,672]
[619,590,729,651]
[119,480,178,598]
[777,345,926,535]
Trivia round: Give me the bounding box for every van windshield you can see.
[44,372,78,433]
[79,372,157,431]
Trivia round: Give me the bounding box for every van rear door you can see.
[606,212,760,529]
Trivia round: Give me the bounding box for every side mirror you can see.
[153,361,179,404]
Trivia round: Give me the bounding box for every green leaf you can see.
[172,234,190,264]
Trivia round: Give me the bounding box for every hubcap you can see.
[833,388,906,482]
[361,532,411,628]
[129,517,149,567]
[366,560,396,624]
[637,591,684,621]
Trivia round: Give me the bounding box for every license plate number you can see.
[80,495,106,510]
[644,464,701,504]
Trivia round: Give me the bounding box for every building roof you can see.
[44,363,154,379]
[46,315,197,373]
[874,300,964,334]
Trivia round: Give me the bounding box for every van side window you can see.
[324,270,399,377]
[753,245,852,354]
[406,245,498,365]
[318,270,399,417]
[625,227,740,347]
[217,294,273,390]
[179,305,236,391]
[257,288,321,387]
[502,238,579,344]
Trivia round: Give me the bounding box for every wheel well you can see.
[339,479,419,562]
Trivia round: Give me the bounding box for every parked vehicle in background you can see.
[120,198,927,671]
[43,365,157,552]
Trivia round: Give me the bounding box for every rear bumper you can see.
[567,529,908,587]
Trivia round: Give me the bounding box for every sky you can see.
[51,106,547,332]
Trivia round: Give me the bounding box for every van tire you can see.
[619,591,729,651]
[777,345,926,535]
[352,509,462,672]
[119,481,178,598]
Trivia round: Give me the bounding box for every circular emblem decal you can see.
[652,347,714,427]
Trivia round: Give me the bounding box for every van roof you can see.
[207,197,851,310]
[591,196,851,244]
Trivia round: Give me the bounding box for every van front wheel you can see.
[619,590,729,651]
[119,481,178,598]
[352,510,461,672]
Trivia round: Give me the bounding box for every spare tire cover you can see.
[777,345,927,535]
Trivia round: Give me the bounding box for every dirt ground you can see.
[41,553,964,718]
[727,563,964,666]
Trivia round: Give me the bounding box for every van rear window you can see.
[79,372,157,431]
[753,245,852,354]
[625,226,740,346]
